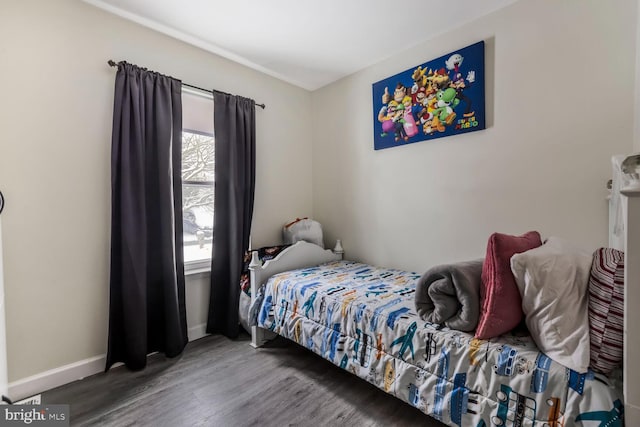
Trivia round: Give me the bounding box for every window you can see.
[182,90,215,270]
[182,130,214,264]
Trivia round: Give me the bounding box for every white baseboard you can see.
[14,394,41,405]
[8,326,208,401]
[8,355,107,401]
[188,323,209,342]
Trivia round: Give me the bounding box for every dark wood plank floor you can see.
[43,333,446,427]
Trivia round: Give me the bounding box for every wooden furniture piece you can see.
[249,240,343,348]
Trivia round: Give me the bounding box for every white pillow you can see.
[283,218,324,248]
[510,237,592,373]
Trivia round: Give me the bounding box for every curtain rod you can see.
[107,60,265,109]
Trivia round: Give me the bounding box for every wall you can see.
[0,0,313,386]
[311,0,637,273]
[185,273,211,341]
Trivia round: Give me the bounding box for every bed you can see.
[247,156,640,426]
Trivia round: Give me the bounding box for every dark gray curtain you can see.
[107,62,188,370]
[207,91,256,337]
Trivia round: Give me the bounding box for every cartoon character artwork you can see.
[403,102,419,138]
[378,87,395,137]
[427,68,451,91]
[432,88,460,132]
[418,94,439,135]
[445,52,477,118]
[411,66,428,95]
[445,53,464,73]
[391,102,409,142]
[373,41,485,150]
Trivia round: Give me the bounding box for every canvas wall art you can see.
[372,41,485,150]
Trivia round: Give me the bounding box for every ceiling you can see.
[84,0,520,91]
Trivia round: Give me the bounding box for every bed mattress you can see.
[256,260,623,426]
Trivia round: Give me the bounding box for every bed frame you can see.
[249,159,640,421]
[249,240,344,348]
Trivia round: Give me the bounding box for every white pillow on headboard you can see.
[510,237,592,373]
[283,218,324,248]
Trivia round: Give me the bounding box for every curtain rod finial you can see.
[108,60,118,67]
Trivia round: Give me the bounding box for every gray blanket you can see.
[414,259,483,332]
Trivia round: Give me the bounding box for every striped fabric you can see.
[588,248,625,374]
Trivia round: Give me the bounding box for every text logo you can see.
[0,405,69,427]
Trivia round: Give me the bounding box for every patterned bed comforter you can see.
[257,260,623,426]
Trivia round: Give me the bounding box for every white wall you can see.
[311,0,637,273]
[185,273,211,342]
[0,0,313,384]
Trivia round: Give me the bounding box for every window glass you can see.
[182,90,214,265]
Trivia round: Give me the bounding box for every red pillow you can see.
[475,231,542,339]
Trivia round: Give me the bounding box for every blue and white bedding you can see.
[256,260,623,426]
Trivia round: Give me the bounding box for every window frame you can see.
[181,127,215,274]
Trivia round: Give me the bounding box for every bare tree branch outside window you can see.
[182,131,214,248]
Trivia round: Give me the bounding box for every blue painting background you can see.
[372,41,485,150]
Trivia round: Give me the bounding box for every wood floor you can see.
[43,333,447,427]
